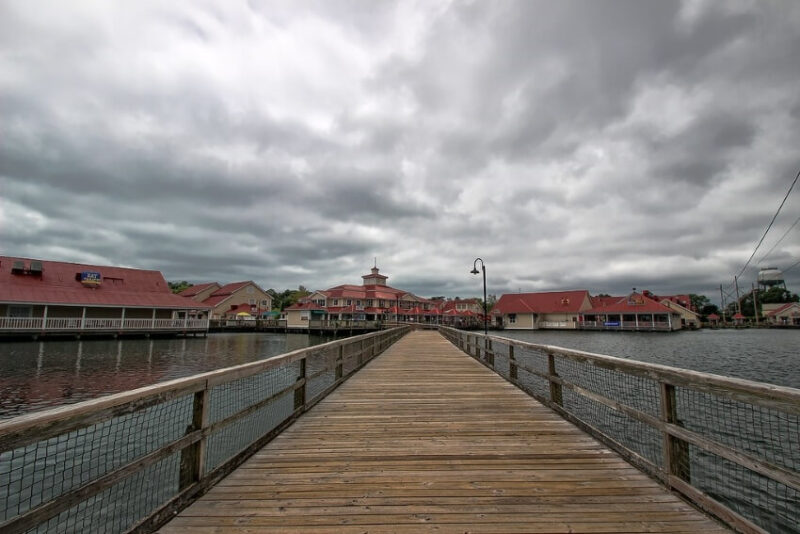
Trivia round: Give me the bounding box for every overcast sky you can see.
[2,0,799,303]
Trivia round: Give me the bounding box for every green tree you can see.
[759,286,799,304]
[689,294,710,312]
[168,281,193,294]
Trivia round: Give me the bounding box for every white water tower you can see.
[757,267,786,291]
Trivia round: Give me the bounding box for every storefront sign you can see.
[81,271,102,286]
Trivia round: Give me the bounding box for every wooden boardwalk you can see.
[159,331,728,533]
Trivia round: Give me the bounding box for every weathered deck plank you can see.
[158,331,729,533]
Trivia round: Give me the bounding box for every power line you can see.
[757,214,800,265]
[735,167,800,279]
[783,258,800,275]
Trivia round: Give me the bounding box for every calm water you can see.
[1,329,798,420]
[0,332,334,420]
[498,328,800,389]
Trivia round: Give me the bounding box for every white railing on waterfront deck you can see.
[0,327,410,534]
[440,326,800,534]
[0,317,209,332]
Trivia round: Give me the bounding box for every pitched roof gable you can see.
[0,256,208,309]
[492,290,591,314]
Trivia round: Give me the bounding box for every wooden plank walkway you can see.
[159,331,729,533]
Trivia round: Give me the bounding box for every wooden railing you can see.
[0,317,209,332]
[439,326,800,534]
[0,327,409,534]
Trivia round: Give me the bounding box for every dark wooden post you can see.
[357,340,364,366]
[660,382,691,483]
[335,345,343,381]
[547,353,563,406]
[509,345,517,380]
[486,338,494,367]
[179,387,209,490]
[294,357,306,411]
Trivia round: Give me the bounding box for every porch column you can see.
[184,310,189,328]
[151,308,157,328]
[668,313,673,330]
[42,305,48,330]
[121,308,126,329]
[651,315,655,329]
[80,307,87,329]
[635,314,639,330]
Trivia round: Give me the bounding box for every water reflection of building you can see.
[0,256,210,338]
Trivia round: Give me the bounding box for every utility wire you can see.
[735,167,800,278]
[783,258,800,275]
[757,214,800,265]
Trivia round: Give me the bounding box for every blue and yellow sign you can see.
[81,271,102,286]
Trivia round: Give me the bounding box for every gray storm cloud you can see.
[1,0,799,300]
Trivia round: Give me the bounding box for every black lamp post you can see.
[471,258,488,336]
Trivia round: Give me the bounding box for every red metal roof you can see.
[584,293,677,315]
[178,282,219,297]
[0,256,208,309]
[764,303,800,316]
[492,290,591,315]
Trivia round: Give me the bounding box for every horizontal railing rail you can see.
[0,326,409,534]
[439,326,800,534]
[0,317,209,332]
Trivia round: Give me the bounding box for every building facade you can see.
[180,281,273,319]
[0,256,209,337]
[491,290,592,330]
[284,266,437,325]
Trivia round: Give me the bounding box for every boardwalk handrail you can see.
[0,326,410,534]
[439,326,800,534]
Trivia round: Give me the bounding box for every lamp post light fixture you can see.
[471,258,488,336]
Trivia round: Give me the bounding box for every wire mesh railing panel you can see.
[308,346,337,378]
[492,343,510,379]
[342,351,359,375]
[205,391,294,472]
[687,444,799,534]
[515,364,550,400]
[207,361,301,425]
[307,369,336,405]
[0,394,193,523]
[555,356,661,419]
[675,387,800,473]
[560,386,663,467]
[29,451,181,534]
[513,344,549,375]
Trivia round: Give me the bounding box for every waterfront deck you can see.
[159,331,727,533]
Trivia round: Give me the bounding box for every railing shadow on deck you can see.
[439,326,800,534]
[0,326,410,534]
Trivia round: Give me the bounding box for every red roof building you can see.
[581,292,682,331]
[0,256,210,336]
[283,266,438,328]
[764,302,800,326]
[180,280,273,319]
[491,290,592,330]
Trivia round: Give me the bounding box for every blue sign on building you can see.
[81,271,102,286]
[604,321,620,327]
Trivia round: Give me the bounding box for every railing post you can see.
[547,352,563,406]
[509,345,517,380]
[294,357,306,411]
[358,339,364,366]
[179,386,209,490]
[485,338,494,367]
[335,345,343,381]
[660,382,691,484]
